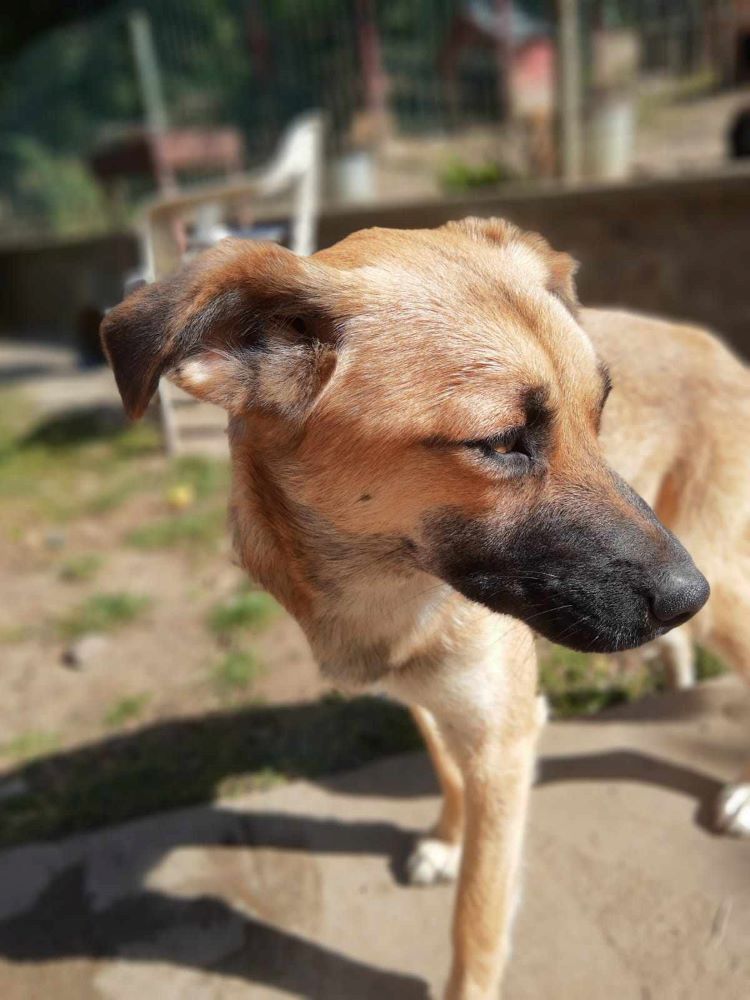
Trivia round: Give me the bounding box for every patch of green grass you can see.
[58,552,104,583]
[126,506,225,550]
[88,456,227,518]
[0,695,423,847]
[58,592,151,639]
[104,694,150,728]
[0,395,163,527]
[109,421,162,458]
[539,643,655,718]
[695,645,727,681]
[0,624,29,643]
[85,470,156,514]
[0,389,232,539]
[208,590,278,639]
[1,730,59,763]
[217,766,286,798]
[20,406,158,455]
[212,649,261,697]
[539,642,730,719]
[0,389,34,445]
[168,455,229,500]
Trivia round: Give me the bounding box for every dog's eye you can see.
[487,437,515,456]
[466,429,529,462]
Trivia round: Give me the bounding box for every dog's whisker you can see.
[519,604,575,624]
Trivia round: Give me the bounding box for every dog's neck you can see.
[308,569,458,687]
[229,443,460,687]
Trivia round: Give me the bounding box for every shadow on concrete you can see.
[536,748,722,832]
[0,695,726,847]
[329,745,723,834]
[0,692,728,996]
[0,830,428,998]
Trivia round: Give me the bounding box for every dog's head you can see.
[101,219,708,652]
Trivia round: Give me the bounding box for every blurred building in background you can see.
[2,1,750,355]
[0,0,745,241]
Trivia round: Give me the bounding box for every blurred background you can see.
[0,3,749,997]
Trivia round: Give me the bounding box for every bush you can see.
[2,136,109,236]
[438,157,519,193]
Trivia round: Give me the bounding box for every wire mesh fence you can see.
[0,0,739,240]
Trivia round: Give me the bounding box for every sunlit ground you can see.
[0,383,725,847]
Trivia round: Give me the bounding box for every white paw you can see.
[715,782,750,837]
[406,837,461,886]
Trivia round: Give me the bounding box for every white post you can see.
[128,9,176,192]
[556,0,583,182]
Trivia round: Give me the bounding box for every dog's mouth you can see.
[448,570,664,653]
[423,489,709,655]
[513,599,670,654]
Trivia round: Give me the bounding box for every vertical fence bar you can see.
[556,0,584,182]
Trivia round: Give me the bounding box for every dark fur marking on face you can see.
[522,385,553,437]
[424,385,553,453]
[100,239,343,421]
[421,471,707,653]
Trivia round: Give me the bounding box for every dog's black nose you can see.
[651,566,710,625]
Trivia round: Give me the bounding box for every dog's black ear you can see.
[445,217,580,316]
[100,239,340,420]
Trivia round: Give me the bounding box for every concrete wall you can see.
[317,170,750,359]
[0,233,139,343]
[1,169,749,358]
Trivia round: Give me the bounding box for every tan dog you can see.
[592,307,750,834]
[101,218,728,998]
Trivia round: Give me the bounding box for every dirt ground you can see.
[0,342,326,763]
[0,340,725,846]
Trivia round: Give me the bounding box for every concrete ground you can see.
[0,677,748,1000]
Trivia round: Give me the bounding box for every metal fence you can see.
[0,0,738,240]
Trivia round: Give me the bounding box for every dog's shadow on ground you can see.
[0,697,725,998]
[0,815,428,998]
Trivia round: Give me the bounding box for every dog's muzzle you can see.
[423,481,710,653]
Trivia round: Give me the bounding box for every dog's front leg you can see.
[406,705,465,885]
[390,623,542,999]
[443,701,540,1000]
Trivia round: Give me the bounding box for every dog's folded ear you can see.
[445,217,579,316]
[100,238,341,421]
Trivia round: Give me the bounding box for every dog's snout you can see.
[650,564,710,626]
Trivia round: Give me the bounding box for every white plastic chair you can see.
[140,112,324,456]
